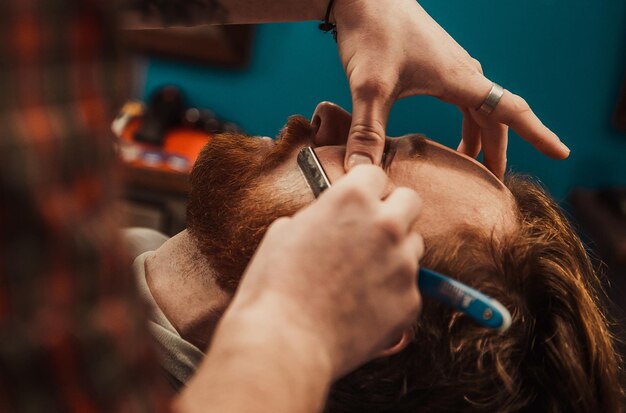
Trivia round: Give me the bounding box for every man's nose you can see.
[311,101,352,146]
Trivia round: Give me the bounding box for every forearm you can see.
[122,0,328,27]
[221,0,327,24]
[174,297,334,413]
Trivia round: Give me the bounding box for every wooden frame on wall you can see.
[121,25,255,69]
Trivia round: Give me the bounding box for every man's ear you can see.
[376,328,412,358]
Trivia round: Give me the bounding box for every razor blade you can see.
[297,146,511,332]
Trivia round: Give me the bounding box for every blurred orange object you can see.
[117,119,211,173]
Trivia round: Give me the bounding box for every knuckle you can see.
[472,58,483,74]
[398,256,415,277]
[398,187,422,208]
[399,290,422,326]
[446,58,476,79]
[498,94,530,128]
[268,216,291,232]
[338,183,370,205]
[437,61,480,100]
[356,164,387,182]
[351,163,385,176]
[375,214,404,243]
[410,290,423,318]
[352,77,394,101]
[349,122,386,145]
[510,94,531,114]
[414,234,425,258]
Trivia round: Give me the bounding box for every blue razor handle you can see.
[297,146,512,332]
[419,267,511,331]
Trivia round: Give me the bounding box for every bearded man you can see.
[133,102,623,412]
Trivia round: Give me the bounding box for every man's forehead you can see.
[392,136,507,192]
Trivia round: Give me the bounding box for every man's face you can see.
[188,102,516,291]
[261,102,516,240]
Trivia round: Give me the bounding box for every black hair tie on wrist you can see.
[318,0,337,41]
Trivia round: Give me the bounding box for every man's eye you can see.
[381,141,395,171]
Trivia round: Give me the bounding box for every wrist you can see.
[331,0,359,26]
[221,292,335,380]
[176,296,334,413]
[312,0,332,21]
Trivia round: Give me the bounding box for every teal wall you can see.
[143,0,626,200]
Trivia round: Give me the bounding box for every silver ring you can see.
[477,83,504,115]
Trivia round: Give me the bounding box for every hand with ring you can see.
[331,0,570,178]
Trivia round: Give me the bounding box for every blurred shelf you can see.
[121,163,190,195]
[120,164,189,236]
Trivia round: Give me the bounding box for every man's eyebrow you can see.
[405,134,428,158]
[392,134,428,160]
[381,135,426,172]
[381,140,392,170]
[421,136,506,190]
[381,139,396,171]
[393,134,507,190]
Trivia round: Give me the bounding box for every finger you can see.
[399,233,424,319]
[471,58,484,75]
[380,187,423,233]
[458,107,482,158]
[331,164,389,201]
[481,122,509,180]
[345,79,394,170]
[490,90,569,159]
[446,76,569,160]
[266,216,292,233]
[405,231,425,262]
[390,232,423,291]
[457,58,483,157]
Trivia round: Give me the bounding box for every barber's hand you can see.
[225,165,423,378]
[333,0,570,178]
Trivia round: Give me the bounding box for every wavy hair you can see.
[325,175,623,412]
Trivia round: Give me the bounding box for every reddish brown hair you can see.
[325,175,623,412]
[187,118,312,291]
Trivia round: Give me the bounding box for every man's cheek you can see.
[315,146,346,184]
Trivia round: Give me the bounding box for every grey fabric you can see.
[133,252,204,389]
[123,227,170,259]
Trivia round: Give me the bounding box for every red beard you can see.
[187,116,313,292]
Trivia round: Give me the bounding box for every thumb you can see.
[345,85,393,171]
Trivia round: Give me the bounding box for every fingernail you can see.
[558,141,571,156]
[347,153,373,169]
